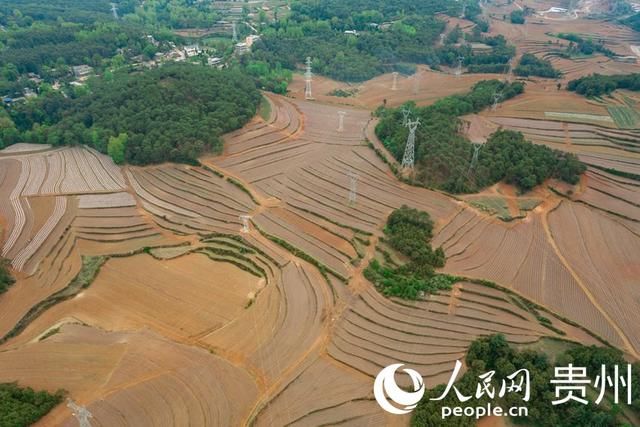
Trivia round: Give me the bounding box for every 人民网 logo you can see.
[374,363,425,415]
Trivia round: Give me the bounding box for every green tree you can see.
[107,133,127,164]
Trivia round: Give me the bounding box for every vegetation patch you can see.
[378,87,586,193]
[544,111,614,124]
[469,197,512,220]
[0,383,65,427]
[517,198,542,212]
[0,258,15,295]
[364,206,455,299]
[259,96,272,121]
[554,33,615,58]
[328,88,359,98]
[2,64,261,165]
[412,335,640,426]
[514,53,561,78]
[226,177,260,205]
[568,73,640,97]
[607,105,640,129]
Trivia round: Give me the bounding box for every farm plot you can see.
[0,143,52,154]
[202,260,333,385]
[222,94,302,156]
[77,192,136,209]
[14,253,262,345]
[254,357,384,427]
[435,207,629,352]
[127,165,256,235]
[0,202,179,342]
[39,146,126,194]
[571,170,640,221]
[0,324,258,427]
[608,105,640,129]
[549,201,640,353]
[327,283,599,389]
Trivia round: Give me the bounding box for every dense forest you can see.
[568,73,640,97]
[249,0,513,82]
[514,53,561,78]
[412,335,640,426]
[0,0,136,25]
[0,258,15,294]
[0,22,158,77]
[364,206,454,299]
[3,64,260,164]
[0,382,64,427]
[375,80,584,192]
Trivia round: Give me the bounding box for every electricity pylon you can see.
[338,111,346,132]
[467,143,482,176]
[67,400,93,427]
[402,118,421,169]
[239,215,251,233]
[456,56,464,78]
[348,172,359,204]
[402,107,411,127]
[304,57,313,100]
[492,93,502,111]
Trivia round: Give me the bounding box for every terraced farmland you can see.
[0,66,639,426]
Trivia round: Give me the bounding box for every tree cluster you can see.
[412,334,640,426]
[248,0,510,83]
[555,33,615,58]
[475,130,586,191]
[376,81,584,193]
[514,53,561,78]
[0,22,159,76]
[510,10,526,24]
[568,73,640,97]
[0,258,15,294]
[3,64,261,165]
[364,206,452,299]
[0,382,64,427]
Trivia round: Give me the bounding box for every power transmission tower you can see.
[239,215,251,233]
[492,93,502,111]
[337,111,346,132]
[391,72,399,91]
[232,21,238,42]
[506,58,514,82]
[467,143,482,176]
[110,3,119,19]
[456,56,464,78]
[304,57,313,100]
[402,118,421,169]
[440,33,446,45]
[413,72,421,95]
[67,400,93,427]
[402,107,411,127]
[348,172,359,205]
[461,4,467,18]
